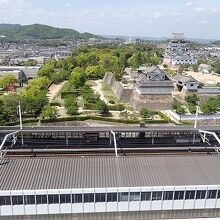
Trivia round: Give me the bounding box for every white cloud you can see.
[211,8,218,14]
[194,7,207,13]
[153,12,162,19]
[186,1,194,7]
[64,2,71,7]
[98,14,104,18]
[172,12,182,17]
[0,0,29,5]
[197,20,208,24]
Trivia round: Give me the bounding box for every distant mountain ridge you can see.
[0,23,100,42]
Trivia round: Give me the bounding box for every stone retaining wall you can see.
[103,73,133,103]
[132,90,173,111]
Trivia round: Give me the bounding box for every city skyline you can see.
[0,0,220,39]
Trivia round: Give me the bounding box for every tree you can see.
[99,54,118,72]
[64,96,78,116]
[192,64,199,72]
[85,66,105,79]
[69,67,86,89]
[27,77,50,91]
[1,94,22,122]
[96,100,109,115]
[0,75,17,89]
[128,52,147,68]
[171,101,185,114]
[178,65,185,74]
[40,105,58,120]
[38,65,55,78]
[213,60,220,74]
[201,97,220,114]
[22,90,48,116]
[185,94,199,106]
[0,99,4,124]
[140,108,154,119]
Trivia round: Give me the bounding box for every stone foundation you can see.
[132,90,173,111]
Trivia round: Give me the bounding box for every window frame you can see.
[185,191,195,200]
[48,194,59,204]
[207,190,217,199]
[196,190,206,200]
[129,192,140,202]
[24,195,36,205]
[84,193,94,203]
[36,195,48,205]
[60,194,71,204]
[0,196,11,206]
[174,191,184,200]
[12,196,23,205]
[107,193,117,202]
[72,194,83,203]
[152,191,162,201]
[163,191,174,201]
[141,192,151,201]
[95,193,106,203]
[118,192,129,202]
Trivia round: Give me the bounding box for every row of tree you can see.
[0,77,51,124]
[37,44,163,84]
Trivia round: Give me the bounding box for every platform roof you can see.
[0,125,220,134]
[1,155,220,191]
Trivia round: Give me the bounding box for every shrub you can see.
[108,104,125,111]
[109,100,115,104]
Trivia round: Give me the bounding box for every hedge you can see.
[61,91,78,99]
[108,104,125,111]
[157,112,169,121]
[40,116,168,124]
[4,116,169,126]
[5,119,39,126]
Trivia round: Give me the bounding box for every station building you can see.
[1,155,220,219]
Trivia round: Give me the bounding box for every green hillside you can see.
[0,23,100,42]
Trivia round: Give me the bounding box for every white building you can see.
[1,155,220,219]
[164,33,198,66]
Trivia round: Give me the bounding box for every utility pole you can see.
[17,102,24,146]
[193,105,200,145]
[194,105,200,129]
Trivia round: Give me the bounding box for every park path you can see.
[91,80,108,103]
[47,81,67,103]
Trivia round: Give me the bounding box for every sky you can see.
[0,0,220,39]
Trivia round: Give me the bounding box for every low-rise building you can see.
[173,74,199,93]
[1,155,220,219]
[55,51,73,60]
[0,66,40,84]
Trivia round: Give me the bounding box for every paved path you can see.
[91,80,108,103]
[47,81,67,103]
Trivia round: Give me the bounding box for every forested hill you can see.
[0,24,100,42]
